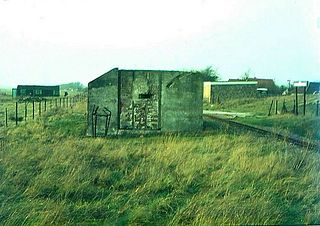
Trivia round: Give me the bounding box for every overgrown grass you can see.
[0,102,319,225]
[204,94,320,141]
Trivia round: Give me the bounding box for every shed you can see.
[16,85,60,97]
[87,68,203,136]
[307,82,320,94]
[229,78,279,94]
[204,81,258,103]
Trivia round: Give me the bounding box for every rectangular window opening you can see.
[139,93,153,99]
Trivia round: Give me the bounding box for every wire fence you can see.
[0,94,86,128]
[267,98,320,116]
[0,93,87,151]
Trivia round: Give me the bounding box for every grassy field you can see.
[0,96,319,225]
[204,94,320,141]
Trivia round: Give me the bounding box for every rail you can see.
[204,114,320,151]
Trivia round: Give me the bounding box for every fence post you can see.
[281,99,287,114]
[66,97,68,108]
[44,100,47,112]
[25,101,27,121]
[317,100,319,116]
[39,101,41,116]
[5,108,8,127]
[60,98,62,107]
[303,86,306,116]
[295,87,298,115]
[32,101,35,119]
[275,100,278,115]
[15,102,18,126]
[268,100,274,116]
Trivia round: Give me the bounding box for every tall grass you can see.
[0,102,319,224]
[204,95,320,141]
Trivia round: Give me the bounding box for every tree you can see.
[201,66,220,82]
[240,69,251,81]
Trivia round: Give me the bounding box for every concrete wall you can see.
[87,68,119,136]
[161,71,203,132]
[119,70,161,130]
[203,82,212,103]
[87,69,203,136]
[211,83,258,103]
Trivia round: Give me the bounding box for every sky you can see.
[0,0,319,87]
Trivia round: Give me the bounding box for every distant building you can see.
[87,68,203,136]
[228,78,279,94]
[12,88,17,98]
[307,82,320,94]
[204,81,258,103]
[16,85,60,97]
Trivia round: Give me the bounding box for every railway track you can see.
[204,114,320,151]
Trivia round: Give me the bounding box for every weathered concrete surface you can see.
[87,68,119,136]
[87,68,203,136]
[161,71,203,132]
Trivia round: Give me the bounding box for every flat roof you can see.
[17,85,60,88]
[205,81,258,85]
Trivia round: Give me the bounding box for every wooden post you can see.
[59,98,62,107]
[303,86,306,116]
[275,100,278,115]
[295,87,298,115]
[66,97,68,108]
[25,102,27,121]
[5,108,8,127]
[317,100,319,116]
[32,101,35,119]
[15,102,18,126]
[39,101,41,116]
[268,100,274,116]
[44,100,47,112]
[281,99,287,114]
[55,99,57,108]
[32,100,34,119]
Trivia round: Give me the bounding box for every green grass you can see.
[0,101,319,225]
[204,94,320,141]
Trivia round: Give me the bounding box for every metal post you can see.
[39,101,41,116]
[25,101,27,121]
[268,100,274,116]
[5,108,8,127]
[295,87,298,115]
[32,101,35,119]
[303,86,306,116]
[15,102,18,126]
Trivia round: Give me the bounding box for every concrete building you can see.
[229,78,279,94]
[204,81,258,103]
[87,68,203,136]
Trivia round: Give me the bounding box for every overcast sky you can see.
[0,0,319,87]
